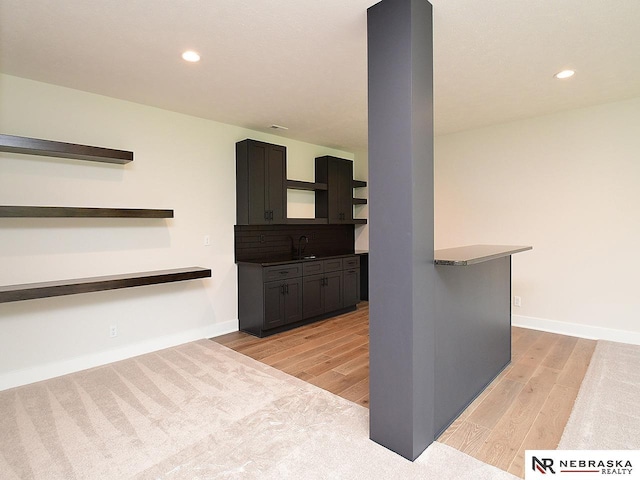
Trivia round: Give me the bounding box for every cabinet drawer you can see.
[263,264,302,282]
[302,261,324,276]
[343,256,360,269]
[323,258,343,272]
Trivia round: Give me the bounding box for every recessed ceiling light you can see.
[182,50,200,63]
[554,69,575,79]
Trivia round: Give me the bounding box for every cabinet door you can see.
[246,140,270,224]
[315,156,354,224]
[236,139,287,225]
[324,271,344,312]
[263,281,286,330]
[338,159,354,223]
[283,278,303,324]
[343,268,360,307]
[267,144,287,224]
[327,159,342,223]
[302,274,324,319]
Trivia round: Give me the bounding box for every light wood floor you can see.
[212,302,596,478]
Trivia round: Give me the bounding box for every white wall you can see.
[0,74,353,390]
[435,96,640,344]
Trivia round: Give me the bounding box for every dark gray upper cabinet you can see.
[236,139,287,225]
[315,156,354,224]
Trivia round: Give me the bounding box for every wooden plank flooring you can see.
[212,302,596,478]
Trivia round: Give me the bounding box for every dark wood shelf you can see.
[286,218,329,224]
[0,134,133,165]
[0,267,211,303]
[353,198,367,205]
[0,206,173,218]
[352,180,367,188]
[352,219,368,225]
[286,180,328,191]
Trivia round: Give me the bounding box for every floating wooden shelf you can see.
[286,218,329,224]
[352,180,367,188]
[286,180,328,191]
[0,267,211,303]
[0,206,173,218]
[0,134,133,165]
[352,219,368,225]
[353,198,367,205]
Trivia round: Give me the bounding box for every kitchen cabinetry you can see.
[264,277,303,329]
[343,256,361,306]
[238,255,360,337]
[236,139,287,225]
[302,259,344,318]
[315,156,353,224]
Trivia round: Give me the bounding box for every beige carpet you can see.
[0,340,519,479]
[558,340,640,450]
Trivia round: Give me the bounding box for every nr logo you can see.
[532,456,556,474]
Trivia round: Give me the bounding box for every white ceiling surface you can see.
[1,0,639,152]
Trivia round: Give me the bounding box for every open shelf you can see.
[352,180,367,188]
[0,134,133,165]
[0,206,174,218]
[352,219,368,225]
[353,198,367,205]
[286,180,328,191]
[0,267,211,303]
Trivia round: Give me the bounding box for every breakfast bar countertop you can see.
[434,244,532,266]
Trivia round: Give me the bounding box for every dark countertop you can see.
[434,244,532,266]
[236,253,359,267]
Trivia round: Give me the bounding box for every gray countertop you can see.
[236,253,359,267]
[434,244,532,266]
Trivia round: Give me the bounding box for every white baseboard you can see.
[0,319,239,392]
[512,314,640,346]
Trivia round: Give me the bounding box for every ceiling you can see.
[1,0,639,152]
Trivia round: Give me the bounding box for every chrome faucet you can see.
[297,235,309,259]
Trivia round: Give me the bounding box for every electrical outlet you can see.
[109,325,118,337]
[204,235,211,246]
[513,296,522,307]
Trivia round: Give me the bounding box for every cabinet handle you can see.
[269,210,274,220]
[285,284,289,294]
[264,211,269,220]
[279,271,288,275]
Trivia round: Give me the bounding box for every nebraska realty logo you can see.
[526,451,640,479]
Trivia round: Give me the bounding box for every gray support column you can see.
[367,0,435,460]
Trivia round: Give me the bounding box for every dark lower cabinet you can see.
[343,267,360,307]
[264,278,303,329]
[302,274,325,319]
[303,270,343,319]
[238,255,360,337]
[324,271,344,312]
